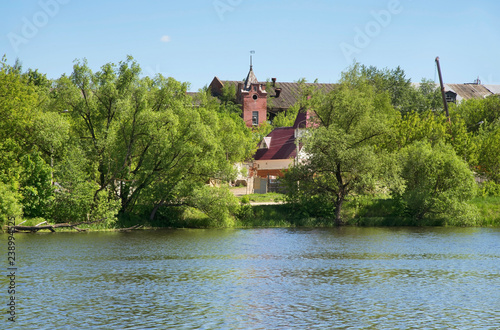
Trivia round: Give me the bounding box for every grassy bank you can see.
[470,196,500,226]
[236,194,500,228]
[5,195,500,232]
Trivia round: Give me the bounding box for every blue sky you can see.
[1,0,499,91]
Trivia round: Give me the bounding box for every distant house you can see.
[207,66,500,193]
[412,82,500,104]
[209,66,335,126]
[249,110,315,193]
[211,67,500,122]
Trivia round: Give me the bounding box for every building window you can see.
[445,91,457,103]
[252,111,259,126]
[253,86,257,92]
[252,94,258,100]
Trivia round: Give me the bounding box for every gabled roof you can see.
[412,82,500,102]
[266,82,336,112]
[254,127,297,161]
[485,85,500,94]
[445,84,493,100]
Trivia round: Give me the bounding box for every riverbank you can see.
[5,195,500,232]
[235,195,500,228]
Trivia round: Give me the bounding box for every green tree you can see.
[285,64,398,225]
[219,83,237,105]
[19,150,54,218]
[407,79,443,114]
[386,111,450,151]
[360,64,411,111]
[453,95,500,133]
[0,57,56,221]
[30,111,71,182]
[476,122,500,183]
[360,65,442,115]
[0,182,22,224]
[394,141,478,225]
[384,110,474,166]
[53,56,254,223]
[0,57,39,146]
[271,102,300,128]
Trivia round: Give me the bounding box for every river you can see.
[1,227,499,329]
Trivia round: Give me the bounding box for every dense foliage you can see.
[283,64,498,226]
[284,64,398,225]
[1,56,498,228]
[0,56,255,227]
[393,141,477,225]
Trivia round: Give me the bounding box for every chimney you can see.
[272,78,276,87]
[275,88,281,98]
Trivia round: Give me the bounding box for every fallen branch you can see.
[8,218,107,233]
[118,224,143,231]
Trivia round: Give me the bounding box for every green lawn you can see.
[239,192,285,203]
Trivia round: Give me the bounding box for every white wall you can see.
[255,159,293,170]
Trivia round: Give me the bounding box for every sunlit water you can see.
[1,227,499,329]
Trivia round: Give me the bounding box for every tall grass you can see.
[470,196,500,226]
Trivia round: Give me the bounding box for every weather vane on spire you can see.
[250,50,255,69]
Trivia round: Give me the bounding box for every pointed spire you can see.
[243,67,258,91]
[243,51,258,91]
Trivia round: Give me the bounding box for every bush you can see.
[0,182,22,225]
[394,141,478,225]
[189,185,240,227]
[51,182,119,227]
[478,181,500,197]
[19,151,54,218]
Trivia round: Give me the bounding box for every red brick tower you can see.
[238,65,267,127]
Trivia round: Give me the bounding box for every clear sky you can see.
[1,0,499,91]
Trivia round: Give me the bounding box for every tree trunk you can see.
[150,199,165,221]
[334,163,345,226]
[334,194,344,226]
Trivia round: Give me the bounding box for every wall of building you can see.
[241,86,267,127]
[254,159,293,178]
[255,159,293,170]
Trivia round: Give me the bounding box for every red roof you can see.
[254,127,297,161]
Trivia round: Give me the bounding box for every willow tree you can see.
[285,64,398,225]
[0,58,56,222]
[53,56,254,221]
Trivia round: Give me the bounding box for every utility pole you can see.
[435,57,449,118]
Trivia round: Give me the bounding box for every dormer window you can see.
[445,91,457,103]
[253,86,257,92]
[259,137,271,149]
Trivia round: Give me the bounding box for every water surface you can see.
[1,227,499,329]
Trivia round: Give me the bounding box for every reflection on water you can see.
[1,227,499,329]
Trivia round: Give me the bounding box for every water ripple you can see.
[0,227,498,329]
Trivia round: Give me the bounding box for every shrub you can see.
[189,185,240,227]
[0,182,22,225]
[394,141,478,225]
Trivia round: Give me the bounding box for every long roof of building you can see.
[212,77,500,109]
[253,127,298,161]
[219,80,336,112]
